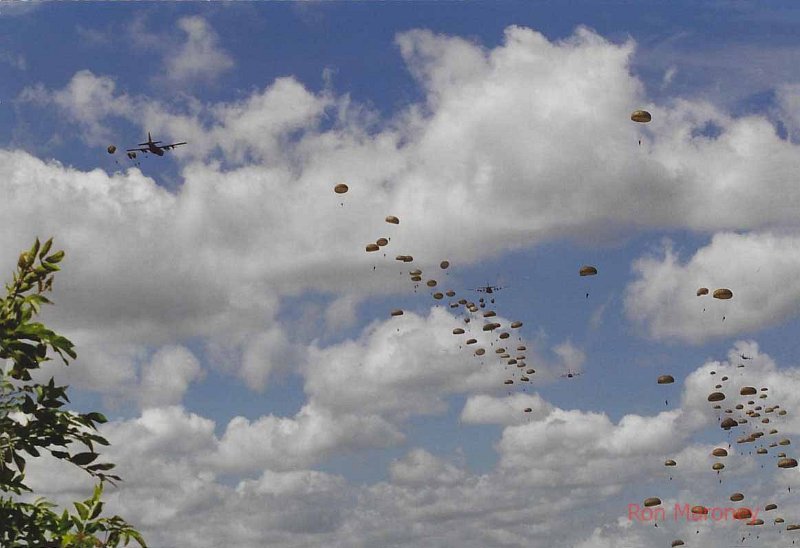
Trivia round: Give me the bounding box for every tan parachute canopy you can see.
[631,110,652,123]
[712,463,725,471]
[579,265,598,276]
[433,293,443,300]
[713,288,733,299]
[664,459,677,466]
[517,346,526,351]
[657,375,675,384]
[366,243,379,252]
[440,261,450,269]
[391,309,403,316]
[385,215,399,224]
[740,387,757,395]
[510,321,523,328]
[334,183,349,194]
[376,238,389,246]
[426,280,437,287]
[107,145,117,154]
[691,506,708,515]
[504,379,513,385]
[396,255,414,262]
[475,348,486,356]
[696,287,709,296]
[720,417,738,429]
[747,519,764,526]
[779,439,791,445]
[524,407,532,413]
[453,328,465,335]
[446,290,455,297]
[712,448,728,457]
[765,504,778,511]
[483,311,497,317]
[466,338,477,344]
[730,493,744,502]
[786,523,799,530]
[708,392,725,402]
[733,508,751,520]
[499,332,510,339]
[777,458,798,468]
[671,541,685,547]
[643,497,661,507]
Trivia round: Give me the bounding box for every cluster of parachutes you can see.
[334,110,800,546]
[652,354,800,545]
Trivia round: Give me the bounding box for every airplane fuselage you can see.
[148,145,165,156]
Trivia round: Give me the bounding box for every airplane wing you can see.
[161,142,187,151]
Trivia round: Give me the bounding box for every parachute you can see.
[440,261,450,269]
[671,541,684,547]
[720,417,738,429]
[733,508,751,520]
[657,375,675,384]
[631,110,652,123]
[713,288,733,299]
[453,328,465,335]
[427,280,437,287]
[510,321,523,328]
[579,265,598,276]
[765,504,778,511]
[107,145,117,154]
[740,387,757,396]
[334,183,349,194]
[778,458,798,468]
[385,215,400,224]
[696,287,709,296]
[366,244,379,252]
[712,448,728,457]
[499,332,510,339]
[433,292,443,300]
[664,459,677,466]
[466,339,477,345]
[475,348,485,356]
[730,493,744,502]
[376,238,389,247]
[643,497,662,507]
[390,309,403,316]
[708,392,726,402]
[712,463,725,471]
[691,506,708,515]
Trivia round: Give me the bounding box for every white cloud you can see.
[163,16,234,87]
[139,345,204,408]
[625,233,800,343]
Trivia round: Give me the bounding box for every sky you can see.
[3,2,800,547]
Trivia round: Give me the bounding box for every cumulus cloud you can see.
[163,16,234,86]
[139,345,204,408]
[9,22,800,547]
[625,233,800,343]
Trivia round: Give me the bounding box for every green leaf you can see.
[89,500,103,520]
[86,412,108,424]
[74,501,89,521]
[39,238,53,260]
[45,250,65,264]
[70,452,99,466]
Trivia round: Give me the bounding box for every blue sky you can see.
[4,2,800,547]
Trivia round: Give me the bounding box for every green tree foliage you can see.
[0,238,146,547]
